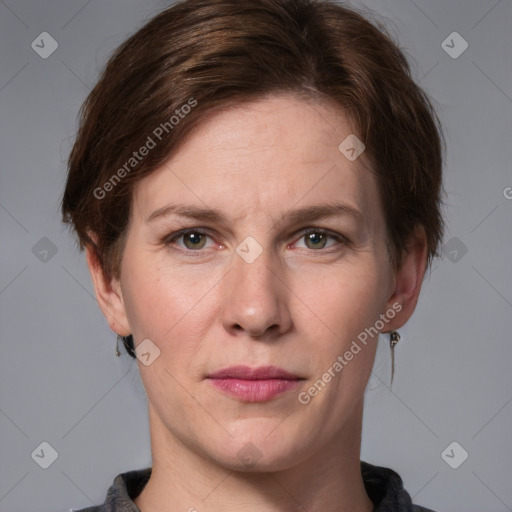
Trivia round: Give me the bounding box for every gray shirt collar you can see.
[74,460,436,512]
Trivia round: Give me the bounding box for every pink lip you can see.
[207,365,303,402]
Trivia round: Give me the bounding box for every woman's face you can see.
[96,95,420,471]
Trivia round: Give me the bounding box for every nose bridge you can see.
[222,236,290,336]
[232,237,279,303]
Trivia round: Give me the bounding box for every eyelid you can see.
[292,227,349,243]
[164,227,216,245]
[290,227,350,250]
[162,228,219,258]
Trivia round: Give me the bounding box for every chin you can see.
[204,424,312,473]
[219,446,299,473]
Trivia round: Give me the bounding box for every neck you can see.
[134,401,374,512]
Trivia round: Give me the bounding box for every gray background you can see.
[0,1,511,511]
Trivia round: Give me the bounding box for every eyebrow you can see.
[145,202,365,227]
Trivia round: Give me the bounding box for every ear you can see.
[85,237,131,336]
[383,225,428,332]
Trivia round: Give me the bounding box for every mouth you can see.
[206,365,304,402]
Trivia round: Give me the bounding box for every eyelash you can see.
[163,227,350,256]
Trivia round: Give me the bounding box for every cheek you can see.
[298,267,386,399]
[292,258,389,396]
[296,260,388,335]
[120,252,221,358]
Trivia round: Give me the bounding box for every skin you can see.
[86,94,427,512]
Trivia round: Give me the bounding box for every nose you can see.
[221,243,292,339]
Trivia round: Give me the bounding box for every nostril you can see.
[250,324,279,337]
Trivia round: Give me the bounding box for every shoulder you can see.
[72,467,152,512]
[361,460,438,512]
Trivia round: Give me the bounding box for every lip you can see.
[207,365,304,402]
[208,365,301,380]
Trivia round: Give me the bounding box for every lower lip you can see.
[207,378,301,402]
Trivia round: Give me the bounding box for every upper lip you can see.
[207,365,302,380]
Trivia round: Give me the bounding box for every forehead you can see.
[131,94,380,229]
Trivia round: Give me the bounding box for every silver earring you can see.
[115,334,122,357]
[389,331,400,386]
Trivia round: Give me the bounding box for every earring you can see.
[389,331,400,386]
[115,334,137,358]
[115,334,122,357]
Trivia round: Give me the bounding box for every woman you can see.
[62,0,444,510]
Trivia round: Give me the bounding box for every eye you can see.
[294,229,346,250]
[163,227,348,254]
[165,229,215,251]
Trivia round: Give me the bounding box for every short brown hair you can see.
[62,0,445,279]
